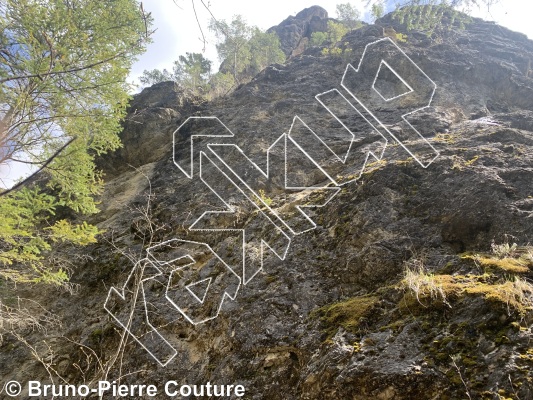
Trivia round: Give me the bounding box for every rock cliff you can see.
[267,6,330,58]
[2,7,533,400]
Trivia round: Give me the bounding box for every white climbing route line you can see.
[104,37,439,366]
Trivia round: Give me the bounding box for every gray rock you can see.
[4,8,533,400]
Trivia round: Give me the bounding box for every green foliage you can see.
[335,3,362,30]
[395,32,408,42]
[209,16,285,84]
[316,21,351,57]
[321,47,343,57]
[391,4,473,37]
[209,15,253,83]
[139,68,172,86]
[248,29,285,76]
[462,242,533,274]
[141,19,284,97]
[173,52,212,94]
[0,187,101,284]
[390,0,498,10]
[326,20,349,45]
[0,0,151,285]
[46,220,100,246]
[208,72,235,98]
[371,1,385,21]
[402,253,533,317]
[140,52,211,95]
[258,189,273,207]
[312,20,352,57]
[310,31,328,47]
[313,295,379,337]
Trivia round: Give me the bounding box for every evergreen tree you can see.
[173,52,212,94]
[209,15,285,84]
[368,0,498,15]
[139,68,172,86]
[0,0,151,285]
[327,21,350,44]
[371,1,385,21]
[248,29,285,75]
[336,3,362,30]
[310,31,328,47]
[209,15,253,83]
[139,52,212,95]
[208,72,235,98]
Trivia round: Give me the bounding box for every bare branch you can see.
[0,137,75,196]
[191,0,207,52]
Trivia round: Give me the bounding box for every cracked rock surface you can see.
[2,10,533,400]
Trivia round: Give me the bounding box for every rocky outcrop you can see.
[96,81,201,178]
[267,5,329,57]
[3,8,533,400]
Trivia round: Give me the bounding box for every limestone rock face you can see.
[267,5,329,57]
[4,8,533,400]
[96,81,199,178]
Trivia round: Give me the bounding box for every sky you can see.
[1,0,530,188]
[129,0,532,88]
[128,0,342,85]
